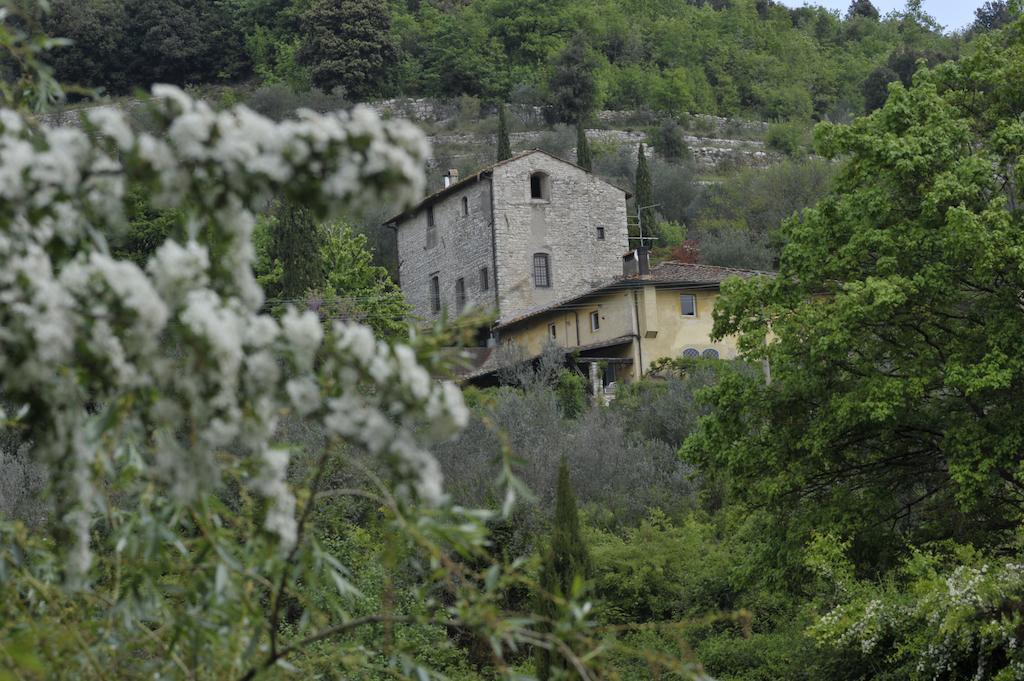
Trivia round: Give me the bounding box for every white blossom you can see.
[0,85,464,581]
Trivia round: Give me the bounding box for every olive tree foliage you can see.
[0,39,635,678]
[435,381,699,533]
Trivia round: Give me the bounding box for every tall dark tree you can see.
[536,459,590,680]
[270,201,324,300]
[44,0,129,93]
[548,34,600,125]
[123,0,246,88]
[846,0,880,20]
[297,0,398,100]
[575,121,592,171]
[497,103,512,162]
[635,144,657,245]
[972,1,1016,33]
[861,65,899,111]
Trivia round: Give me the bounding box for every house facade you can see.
[388,150,630,324]
[463,256,773,388]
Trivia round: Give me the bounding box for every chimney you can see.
[443,168,460,189]
[622,248,651,277]
[637,246,650,275]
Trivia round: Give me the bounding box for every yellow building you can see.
[463,253,773,389]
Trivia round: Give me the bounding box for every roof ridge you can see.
[653,260,772,275]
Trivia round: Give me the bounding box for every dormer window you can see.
[530,172,549,200]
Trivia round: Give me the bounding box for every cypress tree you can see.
[575,121,592,172]
[536,458,590,680]
[635,143,657,245]
[497,103,512,162]
[271,200,323,300]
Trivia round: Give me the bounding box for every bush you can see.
[245,84,349,120]
[653,118,692,162]
[765,120,813,157]
[651,158,699,225]
[554,369,588,419]
[535,123,576,158]
[691,227,776,271]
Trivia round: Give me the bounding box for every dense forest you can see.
[3,1,1024,680]
[39,0,1005,120]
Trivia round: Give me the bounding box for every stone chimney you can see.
[622,247,651,277]
[443,168,460,189]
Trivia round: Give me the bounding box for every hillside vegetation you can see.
[5,3,1024,681]
[40,0,988,122]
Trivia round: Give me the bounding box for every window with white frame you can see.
[590,310,600,332]
[548,323,557,339]
[680,293,697,317]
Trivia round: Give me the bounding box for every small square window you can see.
[480,267,489,291]
[548,323,557,340]
[590,310,600,332]
[681,294,697,317]
[596,226,605,240]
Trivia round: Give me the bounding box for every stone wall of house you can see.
[395,179,497,321]
[490,153,629,320]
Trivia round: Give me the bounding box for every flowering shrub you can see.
[808,534,1024,680]
[0,87,632,680]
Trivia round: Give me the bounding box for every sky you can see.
[775,0,984,31]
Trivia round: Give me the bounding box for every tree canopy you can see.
[686,16,1024,555]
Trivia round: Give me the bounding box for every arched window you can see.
[682,348,700,359]
[702,348,720,359]
[530,172,549,200]
[533,253,551,288]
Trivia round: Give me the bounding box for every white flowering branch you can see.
[0,86,463,581]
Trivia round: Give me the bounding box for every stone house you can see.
[463,252,774,389]
[387,150,630,325]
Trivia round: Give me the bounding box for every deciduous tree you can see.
[685,20,1024,546]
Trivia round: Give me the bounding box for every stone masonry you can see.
[391,150,629,324]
